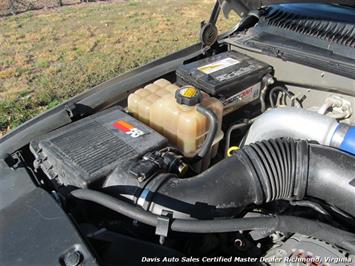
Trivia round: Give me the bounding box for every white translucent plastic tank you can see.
[128,79,223,159]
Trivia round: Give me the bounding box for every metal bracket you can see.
[65,103,94,121]
[155,210,173,245]
[65,103,79,119]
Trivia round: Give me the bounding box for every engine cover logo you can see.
[113,120,145,138]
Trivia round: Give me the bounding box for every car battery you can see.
[176,51,272,114]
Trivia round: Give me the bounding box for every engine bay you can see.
[14,45,355,265]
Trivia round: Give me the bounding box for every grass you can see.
[0,0,238,135]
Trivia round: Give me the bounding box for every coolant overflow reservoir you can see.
[128,79,223,159]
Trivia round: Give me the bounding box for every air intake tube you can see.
[133,138,355,219]
[244,107,355,155]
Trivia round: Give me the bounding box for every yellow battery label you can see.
[198,57,240,74]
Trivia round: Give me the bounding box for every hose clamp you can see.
[330,123,350,148]
[136,173,172,211]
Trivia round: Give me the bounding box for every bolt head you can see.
[63,250,82,266]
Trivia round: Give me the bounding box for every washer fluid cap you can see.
[175,85,202,106]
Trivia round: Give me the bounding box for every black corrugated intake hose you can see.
[71,189,355,253]
[144,138,355,219]
[241,138,309,202]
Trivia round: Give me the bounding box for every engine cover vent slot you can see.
[262,6,355,48]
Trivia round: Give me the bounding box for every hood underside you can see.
[219,0,355,17]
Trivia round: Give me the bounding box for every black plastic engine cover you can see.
[30,107,167,188]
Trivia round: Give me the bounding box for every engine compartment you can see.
[14,45,355,264]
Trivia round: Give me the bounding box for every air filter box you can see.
[30,107,167,188]
[176,51,272,114]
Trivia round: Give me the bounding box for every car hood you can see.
[219,0,355,17]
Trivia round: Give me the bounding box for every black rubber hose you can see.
[188,105,218,162]
[144,138,355,219]
[71,189,355,253]
[147,151,264,219]
[269,86,294,108]
[146,138,303,219]
[72,189,158,226]
[307,144,355,217]
[289,200,330,216]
